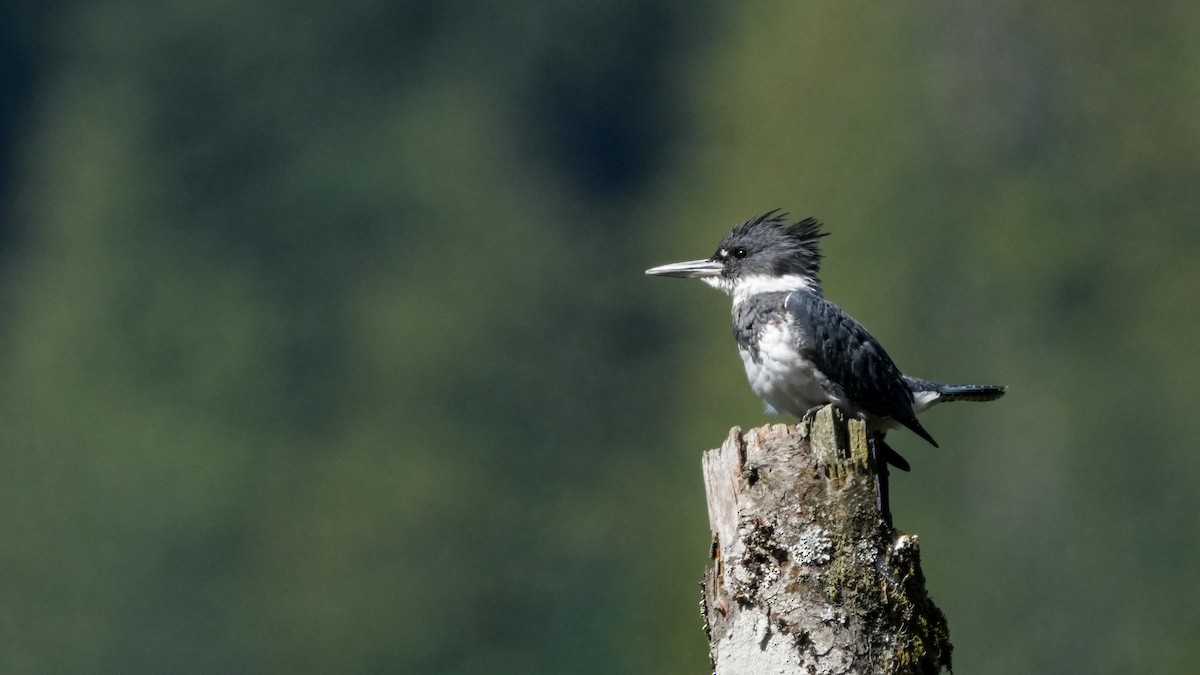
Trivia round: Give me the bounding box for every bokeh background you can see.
[2,1,1199,673]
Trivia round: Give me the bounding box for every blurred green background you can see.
[2,1,1198,673]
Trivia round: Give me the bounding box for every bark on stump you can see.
[700,405,952,674]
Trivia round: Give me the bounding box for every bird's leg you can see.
[799,405,823,432]
[869,431,893,528]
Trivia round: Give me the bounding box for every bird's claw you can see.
[799,405,823,430]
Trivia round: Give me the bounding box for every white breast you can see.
[738,319,847,418]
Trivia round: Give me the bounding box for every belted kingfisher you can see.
[646,211,1005,485]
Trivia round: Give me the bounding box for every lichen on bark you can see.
[700,406,952,675]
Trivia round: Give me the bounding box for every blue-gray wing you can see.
[787,292,938,446]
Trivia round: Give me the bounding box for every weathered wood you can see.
[700,406,952,674]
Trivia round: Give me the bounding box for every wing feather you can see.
[788,292,938,447]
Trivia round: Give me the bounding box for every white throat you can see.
[705,273,815,304]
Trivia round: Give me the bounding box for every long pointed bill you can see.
[644,259,724,279]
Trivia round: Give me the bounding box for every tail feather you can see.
[905,375,1006,407]
[936,383,1007,403]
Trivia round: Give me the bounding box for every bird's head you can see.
[645,211,828,300]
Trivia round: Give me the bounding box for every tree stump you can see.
[700,405,952,674]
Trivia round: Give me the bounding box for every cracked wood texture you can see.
[700,406,952,675]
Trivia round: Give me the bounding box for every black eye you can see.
[731,247,748,259]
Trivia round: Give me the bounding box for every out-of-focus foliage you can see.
[1,1,1197,673]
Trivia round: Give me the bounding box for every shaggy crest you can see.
[718,210,829,282]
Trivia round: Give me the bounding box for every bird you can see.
[646,211,1005,519]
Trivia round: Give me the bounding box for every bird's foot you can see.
[799,405,823,431]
